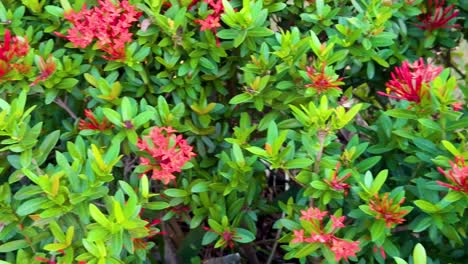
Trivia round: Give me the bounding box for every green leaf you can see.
[385,109,417,119]
[247,27,274,37]
[102,108,122,127]
[145,201,170,210]
[414,200,439,213]
[191,181,209,193]
[164,188,188,198]
[356,156,381,172]
[217,29,239,39]
[413,243,427,264]
[89,204,110,227]
[394,257,409,264]
[16,197,47,216]
[311,180,329,190]
[229,93,252,104]
[0,240,29,252]
[370,220,386,242]
[441,140,460,156]
[202,231,218,245]
[121,97,133,121]
[369,170,387,195]
[44,5,63,17]
[295,243,320,258]
[233,228,255,243]
[284,158,313,169]
[418,118,441,131]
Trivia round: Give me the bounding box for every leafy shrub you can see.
[0,0,466,263]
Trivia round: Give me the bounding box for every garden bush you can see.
[0,0,467,263]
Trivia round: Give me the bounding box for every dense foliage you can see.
[0,0,467,263]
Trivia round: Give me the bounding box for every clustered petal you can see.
[137,127,196,184]
[0,29,30,80]
[78,109,113,131]
[378,58,442,103]
[57,0,142,60]
[368,193,408,228]
[195,0,224,32]
[292,207,360,262]
[416,0,459,32]
[305,62,344,93]
[324,162,352,195]
[437,156,468,193]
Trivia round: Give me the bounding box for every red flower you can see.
[330,215,346,230]
[56,0,141,60]
[291,229,305,243]
[0,29,30,79]
[437,156,468,193]
[30,55,56,86]
[368,193,408,228]
[194,0,224,46]
[378,58,442,103]
[291,207,360,261]
[323,162,352,195]
[300,207,328,221]
[330,238,361,262]
[305,62,344,93]
[137,127,196,184]
[416,0,459,32]
[78,109,113,131]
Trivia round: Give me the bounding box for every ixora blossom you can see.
[195,0,224,32]
[378,58,442,103]
[437,156,468,193]
[291,207,360,262]
[305,62,344,94]
[56,0,142,60]
[416,0,459,32]
[137,127,196,184]
[368,193,409,228]
[324,162,352,195]
[78,109,113,131]
[30,55,56,87]
[0,29,30,80]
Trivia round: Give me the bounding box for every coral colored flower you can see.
[451,102,463,111]
[56,0,141,60]
[137,127,196,184]
[331,215,346,229]
[194,0,224,46]
[324,162,352,195]
[300,207,328,221]
[0,29,30,79]
[305,62,344,93]
[368,193,408,228]
[30,55,56,86]
[78,109,113,131]
[291,229,305,243]
[290,207,360,261]
[437,156,468,193]
[378,58,442,103]
[417,0,459,31]
[330,238,360,262]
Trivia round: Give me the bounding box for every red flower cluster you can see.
[292,207,360,262]
[437,156,468,193]
[137,127,196,184]
[417,0,459,31]
[195,0,224,32]
[368,193,409,228]
[0,29,30,79]
[305,62,344,94]
[57,0,141,60]
[324,162,352,195]
[78,109,113,131]
[378,58,442,103]
[30,55,56,87]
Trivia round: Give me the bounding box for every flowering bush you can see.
[0,0,466,263]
